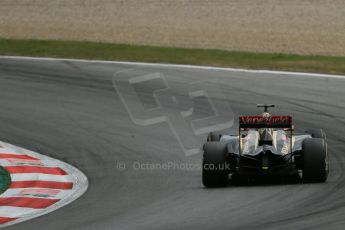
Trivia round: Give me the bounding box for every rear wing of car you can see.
[239,116,292,128]
[239,115,293,155]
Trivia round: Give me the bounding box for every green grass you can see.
[0,38,345,75]
[0,166,11,194]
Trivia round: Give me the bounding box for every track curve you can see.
[1,57,345,230]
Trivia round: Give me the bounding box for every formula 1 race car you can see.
[202,104,328,187]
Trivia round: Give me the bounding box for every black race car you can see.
[202,104,328,187]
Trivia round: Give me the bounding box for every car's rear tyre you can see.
[302,138,328,183]
[207,132,222,142]
[202,142,229,187]
[305,129,326,139]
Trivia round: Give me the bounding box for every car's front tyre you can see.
[207,132,222,142]
[305,129,326,139]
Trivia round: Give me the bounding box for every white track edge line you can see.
[0,55,344,79]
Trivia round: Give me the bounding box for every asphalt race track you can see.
[0,57,345,230]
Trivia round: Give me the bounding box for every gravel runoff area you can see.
[0,0,344,56]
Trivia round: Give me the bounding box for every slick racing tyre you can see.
[202,142,229,187]
[207,132,221,142]
[302,138,328,183]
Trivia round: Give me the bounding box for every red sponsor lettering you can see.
[240,116,291,125]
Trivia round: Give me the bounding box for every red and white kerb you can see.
[0,142,88,227]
